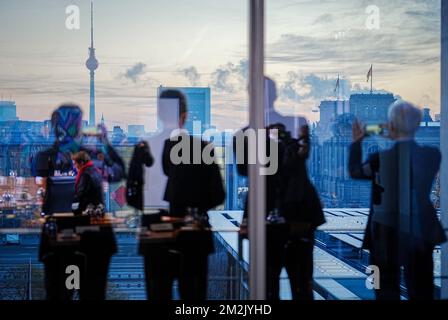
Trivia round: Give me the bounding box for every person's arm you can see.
[203,142,226,210]
[76,173,92,210]
[142,141,154,167]
[162,139,172,176]
[300,136,310,159]
[348,120,377,179]
[97,123,126,179]
[105,143,125,170]
[233,129,249,177]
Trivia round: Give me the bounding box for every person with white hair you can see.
[386,100,423,141]
[349,100,446,300]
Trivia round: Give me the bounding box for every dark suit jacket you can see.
[281,137,325,229]
[233,128,325,230]
[126,141,154,210]
[349,140,446,251]
[75,166,104,213]
[233,127,282,217]
[162,132,225,217]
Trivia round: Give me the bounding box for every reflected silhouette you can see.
[143,98,179,208]
[264,77,307,138]
[349,100,446,300]
[235,76,325,300]
[140,89,224,300]
[35,104,122,300]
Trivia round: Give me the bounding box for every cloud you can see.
[405,10,436,18]
[267,28,438,70]
[304,74,351,99]
[210,59,248,93]
[312,14,334,25]
[418,93,438,108]
[123,62,147,83]
[266,0,440,73]
[351,83,393,95]
[279,72,305,102]
[178,66,201,86]
[210,67,233,92]
[279,72,352,102]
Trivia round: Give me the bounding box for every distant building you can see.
[111,126,126,144]
[319,100,350,124]
[417,121,440,147]
[311,113,379,208]
[349,93,396,124]
[157,86,211,135]
[311,93,440,208]
[128,125,145,138]
[316,100,349,142]
[0,101,18,121]
[0,120,51,176]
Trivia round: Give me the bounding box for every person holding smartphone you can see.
[35,104,122,300]
[349,100,446,300]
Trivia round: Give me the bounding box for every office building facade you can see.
[0,101,18,121]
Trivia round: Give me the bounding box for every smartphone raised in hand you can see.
[364,124,384,136]
[83,126,101,136]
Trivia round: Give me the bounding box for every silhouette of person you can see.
[72,151,104,214]
[126,140,154,211]
[35,104,122,300]
[349,100,447,300]
[264,76,307,138]
[235,76,324,300]
[141,89,225,300]
[276,122,325,300]
[35,104,83,179]
[36,105,84,300]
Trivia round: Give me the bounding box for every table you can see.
[39,214,117,300]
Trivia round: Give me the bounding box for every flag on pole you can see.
[334,75,340,94]
[367,65,373,82]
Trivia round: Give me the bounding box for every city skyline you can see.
[0,0,441,131]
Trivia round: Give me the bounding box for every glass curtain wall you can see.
[264,0,443,300]
[0,0,445,300]
[0,0,249,300]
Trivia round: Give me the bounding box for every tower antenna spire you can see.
[86,0,99,126]
[90,1,94,49]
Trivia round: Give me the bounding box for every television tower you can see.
[86,1,98,126]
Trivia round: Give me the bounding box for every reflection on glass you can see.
[0,0,248,301]
[1,0,443,301]
[144,98,179,208]
[266,0,442,300]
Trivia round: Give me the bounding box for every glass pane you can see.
[266,0,441,300]
[0,0,248,300]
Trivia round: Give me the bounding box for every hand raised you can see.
[352,120,365,143]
